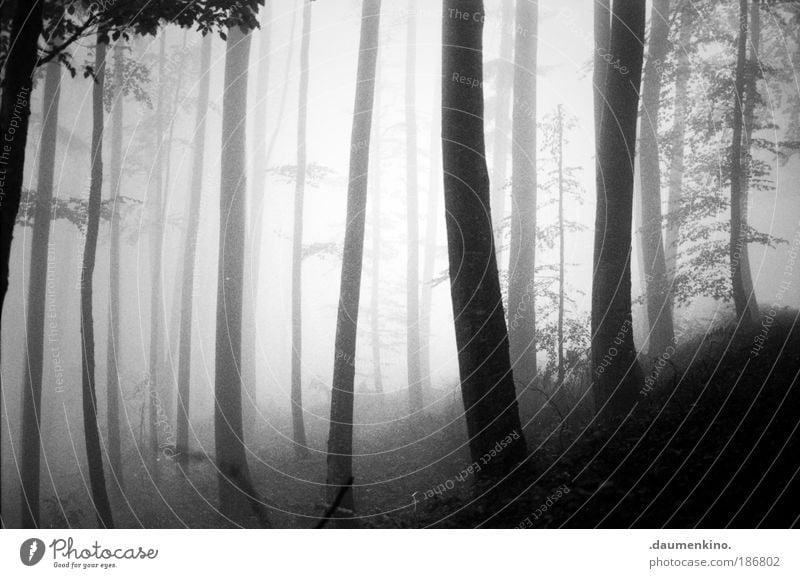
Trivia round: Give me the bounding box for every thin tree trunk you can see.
[291,0,312,458]
[441,0,527,477]
[148,32,167,478]
[0,0,43,528]
[740,0,761,320]
[20,57,60,529]
[176,34,212,469]
[370,57,384,394]
[420,75,441,393]
[665,6,693,285]
[490,0,514,253]
[106,42,124,487]
[80,34,114,528]
[242,1,272,424]
[215,25,269,527]
[730,0,758,324]
[405,0,423,413]
[557,105,565,388]
[326,0,382,514]
[507,0,539,391]
[639,0,675,359]
[592,0,646,420]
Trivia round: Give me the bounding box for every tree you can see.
[0,0,43,528]
[20,54,61,529]
[80,31,114,528]
[490,0,514,252]
[638,0,675,359]
[291,0,312,457]
[556,105,566,387]
[441,0,527,477]
[106,40,124,488]
[326,0,382,515]
[592,0,646,419]
[369,54,384,394]
[507,0,539,392]
[405,0,423,413]
[176,33,213,468]
[215,23,270,527]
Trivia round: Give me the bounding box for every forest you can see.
[0,0,798,529]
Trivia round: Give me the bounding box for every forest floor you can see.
[38,310,799,529]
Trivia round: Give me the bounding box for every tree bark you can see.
[176,33,212,469]
[0,0,43,528]
[405,0,423,413]
[291,0,312,457]
[369,54,384,394]
[638,0,675,359]
[441,0,527,477]
[326,0,382,514]
[592,0,646,420]
[20,57,60,529]
[80,34,114,528]
[106,41,124,487]
[507,0,539,391]
[215,24,269,527]
[490,0,514,254]
[557,105,565,388]
[730,0,758,324]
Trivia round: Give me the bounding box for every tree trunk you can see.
[593,0,611,140]
[326,0,382,514]
[507,0,539,391]
[638,0,674,360]
[176,33,212,469]
[148,33,167,478]
[441,0,527,477]
[20,57,60,529]
[665,6,693,285]
[369,56,384,394]
[106,42,124,487]
[592,0,646,420]
[420,75,441,393]
[80,34,114,529]
[215,25,269,527]
[740,0,761,320]
[557,105,565,388]
[490,0,514,253]
[243,2,272,428]
[291,0,312,458]
[405,0,423,413]
[0,0,43,528]
[730,0,758,325]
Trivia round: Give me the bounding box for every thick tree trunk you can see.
[106,42,124,487]
[0,0,43,528]
[592,0,646,419]
[730,0,758,325]
[593,0,611,140]
[80,35,114,529]
[490,0,514,253]
[20,57,60,529]
[215,25,269,527]
[176,34,212,469]
[507,0,539,391]
[291,0,312,458]
[638,0,675,360]
[441,0,527,477]
[665,6,693,285]
[405,0,423,413]
[326,0,382,513]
